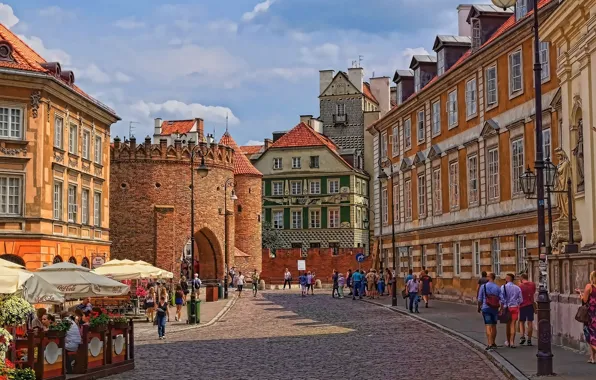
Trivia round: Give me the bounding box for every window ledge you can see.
[432,131,441,138]
[82,158,92,164]
[53,147,65,154]
[417,139,425,146]
[68,153,80,159]
[93,162,104,169]
[509,89,524,101]
[0,138,28,146]
[466,113,478,122]
[485,103,498,113]
[448,123,458,130]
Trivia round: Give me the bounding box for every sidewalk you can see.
[369,297,593,380]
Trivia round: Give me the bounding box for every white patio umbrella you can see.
[92,259,163,280]
[135,261,173,279]
[0,266,65,304]
[36,262,130,300]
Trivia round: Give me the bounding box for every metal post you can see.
[189,149,197,324]
[389,163,397,307]
[223,181,229,300]
[546,186,553,254]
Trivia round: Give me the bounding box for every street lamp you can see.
[189,142,209,324]
[378,159,397,307]
[221,178,237,299]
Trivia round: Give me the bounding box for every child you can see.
[338,273,345,299]
[299,272,307,297]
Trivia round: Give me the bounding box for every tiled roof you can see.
[363,82,378,104]
[269,122,339,151]
[160,120,195,136]
[240,145,263,155]
[0,24,118,118]
[220,132,263,176]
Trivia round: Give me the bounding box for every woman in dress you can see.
[145,287,156,323]
[576,270,596,363]
[174,285,185,322]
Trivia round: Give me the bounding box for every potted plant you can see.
[89,312,110,333]
[0,328,13,362]
[9,368,35,380]
[46,319,71,338]
[109,314,129,329]
[0,296,34,328]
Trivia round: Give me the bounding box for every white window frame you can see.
[291,209,302,229]
[418,173,426,218]
[397,82,403,106]
[540,41,550,83]
[516,0,528,20]
[310,209,321,229]
[486,65,498,108]
[67,184,77,223]
[473,240,481,276]
[94,192,101,227]
[432,167,441,215]
[272,210,283,229]
[404,118,412,149]
[437,49,445,76]
[291,157,301,169]
[454,242,461,276]
[449,161,459,210]
[417,110,425,143]
[465,78,477,118]
[381,132,388,160]
[511,138,525,195]
[94,135,102,164]
[414,68,421,92]
[309,179,320,195]
[472,18,481,50]
[432,101,441,136]
[491,238,501,275]
[393,182,399,224]
[82,130,91,160]
[447,90,458,128]
[437,243,443,276]
[290,180,302,195]
[487,147,500,201]
[0,174,22,216]
[273,157,282,170]
[516,234,527,273]
[53,181,62,220]
[0,106,24,140]
[404,179,412,221]
[543,128,552,160]
[81,188,89,225]
[468,155,479,206]
[392,126,399,157]
[54,116,63,149]
[272,181,283,196]
[509,49,523,96]
[328,208,340,228]
[382,186,388,225]
[68,123,78,155]
[328,178,340,194]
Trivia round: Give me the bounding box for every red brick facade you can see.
[234,175,263,274]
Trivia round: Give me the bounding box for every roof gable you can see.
[219,132,262,177]
[481,119,500,137]
[160,120,195,136]
[320,71,362,97]
[400,158,412,172]
[427,144,442,160]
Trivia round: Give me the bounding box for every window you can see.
[468,155,479,205]
[472,19,481,50]
[381,132,388,160]
[486,66,498,107]
[292,157,301,169]
[454,242,461,276]
[273,158,282,170]
[543,129,551,160]
[516,0,528,20]
[272,181,283,196]
[437,49,445,76]
[82,130,90,160]
[0,106,22,139]
[414,68,421,92]
[382,186,388,224]
[355,206,361,228]
[432,101,440,136]
[54,117,63,148]
[448,90,458,128]
[291,210,302,229]
[512,138,524,194]
[418,173,426,218]
[309,156,319,168]
[449,161,459,210]
[432,168,441,214]
[473,240,481,276]
[540,41,550,82]
[336,103,345,116]
[328,208,340,228]
[94,192,101,227]
[404,119,411,149]
[94,136,102,164]
[509,50,523,94]
[310,209,321,228]
[0,175,21,216]
[397,83,403,106]
[67,185,77,223]
[393,182,399,224]
[487,148,499,200]
[465,78,477,117]
[53,182,62,220]
[290,181,302,195]
[421,245,426,269]
[81,189,89,225]
[328,179,340,194]
[309,180,320,194]
[417,110,425,143]
[329,242,340,254]
[491,238,501,275]
[437,244,443,276]
[392,126,399,156]
[68,124,78,155]
[516,235,527,273]
[310,242,321,249]
[272,210,283,229]
[404,179,412,221]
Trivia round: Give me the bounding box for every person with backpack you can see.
[477,272,501,350]
[191,273,202,297]
[500,273,522,348]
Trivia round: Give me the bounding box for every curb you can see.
[363,299,529,380]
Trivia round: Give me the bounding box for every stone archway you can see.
[0,254,25,267]
[195,227,222,282]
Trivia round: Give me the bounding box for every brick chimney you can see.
[390,86,397,105]
[129,136,136,154]
[319,70,334,95]
[194,118,204,142]
[114,136,121,150]
[264,138,272,150]
[144,136,151,154]
[160,138,167,158]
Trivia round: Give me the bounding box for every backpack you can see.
[484,284,500,309]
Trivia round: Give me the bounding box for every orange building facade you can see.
[0,25,120,269]
[368,1,561,301]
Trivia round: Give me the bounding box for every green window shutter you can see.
[321,206,327,228]
[340,176,350,188]
[303,207,309,229]
[265,208,271,223]
[264,180,271,197]
[284,208,290,229]
[320,176,327,194]
[340,206,350,224]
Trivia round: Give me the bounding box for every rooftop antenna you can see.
[351,60,357,68]
[225,113,229,134]
[358,55,364,68]
[128,121,139,139]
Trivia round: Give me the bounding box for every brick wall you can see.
[261,248,365,284]
[233,175,262,274]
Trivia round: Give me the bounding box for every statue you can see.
[551,148,582,252]
[572,119,585,191]
[554,148,572,220]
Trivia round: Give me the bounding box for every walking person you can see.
[406,274,420,313]
[229,266,236,288]
[476,271,489,300]
[346,269,353,296]
[174,285,184,322]
[332,270,340,298]
[251,269,260,297]
[145,287,156,323]
[236,271,245,298]
[500,273,522,348]
[420,270,433,308]
[192,273,202,298]
[360,270,367,298]
[575,270,596,363]
[310,271,316,295]
[352,269,363,300]
[283,268,292,290]
[338,272,345,298]
[404,269,414,308]
[385,268,392,296]
[306,271,313,295]
[156,296,168,340]
[299,272,307,297]
[159,287,170,322]
[179,276,189,301]
[518,273,536,346]
[366,269,377,299]
[477,272,501,350]
[377,273,385,296]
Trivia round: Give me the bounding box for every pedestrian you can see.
[406,274,420,313]
[377,273,385,296]
[229,266,236,288]
[420,270,433,308]
[476,271,488,300]
[575,270,596,363]
[156,296,168,340]
[299,271,307,297]
[360,270,367,298]
[477,272,501,350]
[366,269,377,299]
[283,268,292,289]
[404,269,414,308]
[144,287,156,323]
[310,271,316,295]
[518,273,536,346]
[252,269,260,297]
[338,272,345,298]
[352,269,363,300]
[385,268,392,296]
[192,273,202,298]
[180,276,189,301]
[500,273,522,348]
[174,285,184,322]
[159,287,170,322]
[346,269,353,296]
[236,271,245,298]
[332,270,340,298]
[306,271,313,295]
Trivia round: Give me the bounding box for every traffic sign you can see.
[355,253,365,262]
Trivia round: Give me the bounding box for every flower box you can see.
[89,324,107,333]
[44,330,66,339]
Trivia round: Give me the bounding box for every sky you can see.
[0,0,487,145]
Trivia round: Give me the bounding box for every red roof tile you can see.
[160,120,195,136]
[240,145,263,155]
[269,122,339,151]
[220,132,262,177]
[363,82,379,104]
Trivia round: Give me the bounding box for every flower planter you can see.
[89,325,107,333]
[45,330,66,339]
[111,322,128,330]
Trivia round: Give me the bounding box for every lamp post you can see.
[189,142,209,324]
[378,159,397,307]
[222,178,237,299]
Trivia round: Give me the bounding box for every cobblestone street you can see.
[108,291,505,380]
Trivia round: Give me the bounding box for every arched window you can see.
[81,257,90,268]
[53,255,63,264]
[0,254,25,267]
[68,256,77,264]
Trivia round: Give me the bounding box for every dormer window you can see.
[471,18,481,51]
[414,69,421,92]
[397,83,403,106]
[437,49,445,76]
[516,0,528,20]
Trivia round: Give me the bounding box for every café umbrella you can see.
[36,262,129,299]
[92,259,164,280]
[0,266,65,304]
[135,261,174,279]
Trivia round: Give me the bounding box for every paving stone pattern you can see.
[108,291,506,380]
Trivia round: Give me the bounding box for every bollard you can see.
[259,279,266,290]
[315,279,322,289]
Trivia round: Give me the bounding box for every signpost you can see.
[297,260,306,271]
[355,253,365,270]
[92,256,105,269]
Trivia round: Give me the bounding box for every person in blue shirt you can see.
[477,272,501,350]
[351,270,363,300]
[298,272,307,297]
[404,269,414,308]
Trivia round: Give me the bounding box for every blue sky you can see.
[0,0,484,145]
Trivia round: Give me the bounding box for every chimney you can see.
[370,77,390,116]
[174,138,182,151]
[113,136,121,150]
[129,136,136,153]
[390,86,397,105]
[159,139,167,158]
[272,131,286,142]
[194,118,205,142]
[154,118,162,136]
[348,67,364,92]
[144,136,151,155]
[457,4,472,36]
[300,115,313,126]
[310,119,323,134]
[264,138,272,150]
[319,70,334,95]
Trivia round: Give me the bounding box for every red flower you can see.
[4,359,14,369]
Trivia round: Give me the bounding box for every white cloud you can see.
[289,30,310,42]
[0,3,19,28]
[207,20,238,34]
[114,72,132,83]
[131,100,240,126]
[270,67,316,81]
[300,43,340,64]
[114,17,145,30]
[242,0,276,22]
[174,19,194,31]
[75,64,111,84]
[38,6,75,20]
[245,140,264,146]
[401,47,430,66]
[18,35,71,64]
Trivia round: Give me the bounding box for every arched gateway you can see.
[195,227,222,282]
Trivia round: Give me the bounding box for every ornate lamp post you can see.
[221,178,237,299]
[378,159,397,307]
[189,142,209,324]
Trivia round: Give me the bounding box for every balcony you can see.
[333,114,347,124]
